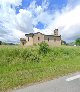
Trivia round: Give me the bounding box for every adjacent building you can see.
[20,29,61,46]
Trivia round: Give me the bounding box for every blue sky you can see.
[16,0,68,15]
[21,0,68,10]
[17,0,69,31]
[0,0,80,43]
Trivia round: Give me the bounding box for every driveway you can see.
[11,72,80,92]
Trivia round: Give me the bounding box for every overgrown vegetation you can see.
[0,45,80,91]
[38,42,49,55]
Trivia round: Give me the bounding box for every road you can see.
[11,72,80,92]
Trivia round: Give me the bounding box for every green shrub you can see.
[38,42,49,55]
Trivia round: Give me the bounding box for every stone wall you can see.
[25,35,33,46]
[44,35,61,46]
[33,32,44,45]
[53,36,61,46]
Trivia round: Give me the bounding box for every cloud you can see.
[0,0,53,43]
[0,0,34,43]
[15,9,33,33]
[48,5,80,42]
[33,1,80,42]
[0,0,80,43]
[0,0,22,6]
[28,0,50,25]
[0,0,49,43]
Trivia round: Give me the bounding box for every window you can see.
[28,37,29,41]
[38,37,40,41]
[48,38,49,41]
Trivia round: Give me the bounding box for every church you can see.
[20,29,61,46]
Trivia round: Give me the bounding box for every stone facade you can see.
[20,29,61,46]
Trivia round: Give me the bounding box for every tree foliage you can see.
[76,38,80,46]
[0,41,2,45]
[61,40,66,45]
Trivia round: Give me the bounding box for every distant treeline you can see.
[0,41,15,45]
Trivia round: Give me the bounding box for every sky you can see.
[0,0,80,43]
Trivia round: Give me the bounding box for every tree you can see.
[0,41,2,45]
[76,38,80,46]
[61,40,66,45]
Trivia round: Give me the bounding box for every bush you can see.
[38,42,49,55]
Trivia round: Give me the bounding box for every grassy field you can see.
[0,45,80,91]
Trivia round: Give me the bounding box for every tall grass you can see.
[0,45,80,91]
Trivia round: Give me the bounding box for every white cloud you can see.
[0,0,49,43]
[48,5,80,42]
[28,0,49,15]
[34,2,80,42]
[0,0,22,6]
[0,0,80,43]
[28,0,50,25]
[0,0,33,43]
[16,9,33,33]
[33,12,53,26]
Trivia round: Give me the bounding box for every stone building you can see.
[20,29,61,46]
